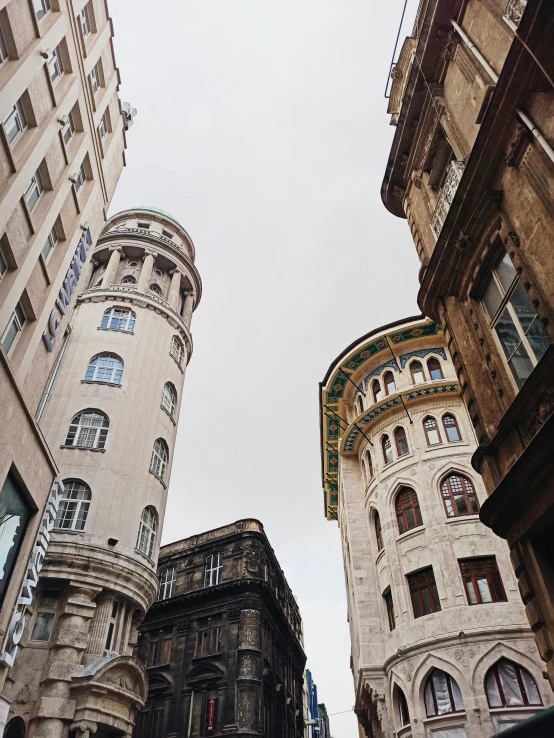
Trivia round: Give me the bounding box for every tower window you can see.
[395,488,422,534]
[85,353,124,385]
[162,382,177,417]
[407,567,441,617]
[137,506,157,558]
[394,427,409,456]
[409,360,425,385]
[54,479,91,531]
[485,659,542,708]
[382,435,393,464]
[459,557,507,605]
[170,335,184,366]
[65,410,109,449]
[443,413,461,442]
[424,669,464,717]
[423,416,441,446]
[150,438,169,480]
[384,587,395,631]
[372,379,383,403]
[101,308,135,332]
[427,356,443,380]
[384,371,396,395]
[441,474,479,517]
[204,553,223,587]
[375,511,383,552]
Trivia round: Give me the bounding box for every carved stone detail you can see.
[505,123,529,167]
[238,610,261,650]
[526,392,554,438]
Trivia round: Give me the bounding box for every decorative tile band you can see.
[399,347,446,368]
[363,359,400,389]
[404,383,458,401]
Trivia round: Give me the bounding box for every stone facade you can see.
[134,519,306,738]
[0,0,129,728]
[319,317,552,737]
[1,208,201,738]
[381,0,554,689]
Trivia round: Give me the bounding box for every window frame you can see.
[61,110,75,145]
[372,379,383,403]
[375,511,383,552]
[423,416,442,446]
[100,307,135,333]
[441,473,479,518]
[382,435,393,465]
[54,479,91,531]
[0,24,8,63]
[195,614,223,657]
[121,274,137,285]
[41,224,59,262]
[162,382,177,417]
[394,426,409,457]
[79,3,92,37]
[158,566,176,601]
[395,487,423,534]
[98,110,108,139]
[409,360,425,385]
[170,336,184,366]
[364,450,373,484]
[1,302,26,356]
[150,438,168,480]
[65,410,109,450]
[74,161,86,192]
[424,669,464,717]
[47,45,64,84]
[459,556,507,605]
[427,356,444,380]
[3,99,27,147]
[398,687,410,725]
[136,506,157,559]
[30,589,59,642]
[204,552,223,587]
[24,168,44,211]
[33,0,51,21]
[85,353,124,385]
[442,413,462,442]
[90,63,101,93]
[384,587,395,631]
[384,370,396,396]
[407,567,441,618]
[485,659,543,709]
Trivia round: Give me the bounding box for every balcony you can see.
[503,0,527,29]
[429,160,465,241]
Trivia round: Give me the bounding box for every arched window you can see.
[485,659,543,708]
[394,427,409,456]
[150,438,168,480]
[424,669,464,717]
[441,474,479,517]
[427,356,443,380]
[364,450,373,483]
[85,353,123,385]
[443,413,461,442]
[374,511,383,551]
[121,274,136,285]
[162,382,177,417]
[410,360,425,385]
[101,307,135,332]
[372,379,383,403]
[54,479,91,531]
[398,688,410,726]
[384,371,396,395]
[205,552,223,587]
[382,435,393,464]
[149,283,162,295]
[65,410,109,449]
[356,395,364,415]
[159,566,176,600]
[423,416,441,446]
[4,717,25,738]
[395,487,422,534]
[137,506,157,558]
[170,335,184,366]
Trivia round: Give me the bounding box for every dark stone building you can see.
[133,519,306,738]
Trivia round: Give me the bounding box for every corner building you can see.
[381,0,554,686]
[319,317,552,737]
[3,208,201,738]
[134,520,306,738]
[0,0,129,726]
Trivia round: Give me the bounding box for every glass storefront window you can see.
[0,473,32,605]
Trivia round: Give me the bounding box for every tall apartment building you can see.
[0,0,129,728]
[1,207,201,738]
[319,316,552,737]
[381,0,554,688]
[134,519,306,738]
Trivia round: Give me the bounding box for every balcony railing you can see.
[503,0,527,29]
[430,160,465,241]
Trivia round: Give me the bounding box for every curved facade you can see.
[4,209,201,738]
[319,317,552,738]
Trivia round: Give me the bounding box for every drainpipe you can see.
[451,20,554,165]
[35,327,71,423]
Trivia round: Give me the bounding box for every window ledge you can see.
[60,445,105,452]
[160,404,176,426]
[149,469,167,488]
[422,714,467,728]
[134,548,155,566]
[97,327,134,335]
[395,526,425,544]
[444,514,480,525]
[81,379,122,387]
[52,528,83,535]
[192,652,223,663]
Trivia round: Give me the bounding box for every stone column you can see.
[83,593,113,664]
[235,609,261,733]
[28,585,100,738]
[81,258,98,292]
[137,250,155,293]
[101,247,123,287]
[181,292,194,330]
[168,268,182,312]
[71,720,97,738]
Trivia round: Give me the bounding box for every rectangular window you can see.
[407,567,441,618]
[62,111,75,145]
[80,4,91,36]
[195,615,222,657]
[204,553,223,587]
[0,248,6,280]
[0,473,32,606]
[162,229,173,239]
[32,0,51,20]
[1,302,26,355]
[74,162,86,191]
[147,627,172,666]
[48,45,64,84]
[3,99,27,146]
[30,590,59,641]
[459,557,507,605]
[0,25,8,63]
[98,111,108,138]
[137,221,150,230]
[90,63,100,92]
[105,600,119,651]
[482,249,550,389]
[41,225,58,262]
[383,588,395,631]
[24,168,44,211]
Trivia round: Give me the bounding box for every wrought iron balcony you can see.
[430,160,465,241]
[503,0,527,29]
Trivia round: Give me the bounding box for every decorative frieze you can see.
[503,0,527,29]
[430,160,465,240]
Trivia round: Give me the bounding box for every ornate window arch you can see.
[382,434,393,464]
[427,356,443,380]
[137,506,157,558]
[443,413,462,442]
[162,382,177,417]
[101,307,135,332]
[485,659,543,708]
[121,274,136,285]
[423,415,441,446]
[384,370,396,396]
[397,686,410,726]
[54,479,91,531]
[374,511,383,552]
[372,379,383,403]
[159,566,176,600]
[409,360,425,385]
[441,473,479,517]
[424,669,464,717]
[65,410,109,449]
[150,438,169,480]
[394,426,409,456]
[85,353,123,385]
[149,283,162,295]
[395,487,422,534]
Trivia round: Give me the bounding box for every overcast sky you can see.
[108,1,420,734]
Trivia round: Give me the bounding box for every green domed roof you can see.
[133,205,182,227]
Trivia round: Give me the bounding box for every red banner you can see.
[206,697,217,731]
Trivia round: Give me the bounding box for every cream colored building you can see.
[319,316,552,738]
[0,0,129,730]
[2,208,201,738]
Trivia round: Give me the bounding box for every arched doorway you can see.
[4,717,25,738]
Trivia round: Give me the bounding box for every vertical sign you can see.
[206,697,217,732]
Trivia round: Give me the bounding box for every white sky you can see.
[108,1,420,735]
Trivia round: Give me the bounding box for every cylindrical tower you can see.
[5,208,201,738]
[319,317,552,738]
